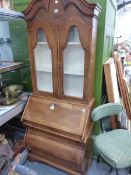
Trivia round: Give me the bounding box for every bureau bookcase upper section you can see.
[23,0,101,104]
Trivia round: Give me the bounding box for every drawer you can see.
[25,132,85,165]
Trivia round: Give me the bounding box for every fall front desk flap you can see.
[22,96,92,140]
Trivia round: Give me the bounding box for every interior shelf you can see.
[0,7,24,21]
[64,74,84,98]
[36,70,83,75]
[36,71,53,92]
[67,42,81,45]
[36,70,52,73]
[64,72,84,76]
[37,42,48,45]
[37,42,81,45]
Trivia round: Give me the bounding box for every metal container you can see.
[2,84,23,98]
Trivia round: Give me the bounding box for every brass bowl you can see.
[2,85,23,98]
[0,97,17,105]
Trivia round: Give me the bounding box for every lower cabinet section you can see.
[25,131,92,175]
[22,96,94,174]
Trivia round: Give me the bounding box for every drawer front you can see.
[26,132,84,165]
[23,96,89,137]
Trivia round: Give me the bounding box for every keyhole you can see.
[54,9,59,14]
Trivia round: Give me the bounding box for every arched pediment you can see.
[23,0,101,21]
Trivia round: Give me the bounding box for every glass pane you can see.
[64,75,84,97]
[64,27,85,98]
[34,29,53,92]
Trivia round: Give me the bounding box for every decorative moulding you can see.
[23,0,101,21]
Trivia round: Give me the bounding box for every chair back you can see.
[91,103,123,122]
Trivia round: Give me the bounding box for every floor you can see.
[24,160,131,175]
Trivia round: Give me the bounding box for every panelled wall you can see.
[87,0,117,133]
[88,0,117,106]
[104,0,117,62]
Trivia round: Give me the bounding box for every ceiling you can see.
[117,0,131,10]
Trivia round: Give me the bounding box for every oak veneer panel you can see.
[29,152,86,175]
[26,132,84,165]
[23,96,89,137]
[27,127,84,148]
[25,132,91,175]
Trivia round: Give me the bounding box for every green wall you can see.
[88,0,117,106]
[8,0,32,91]
[87,0,117,133]
[12,0,30,12]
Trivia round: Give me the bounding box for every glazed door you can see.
[26,0,99,102]
[58,23,91,103]
[34,29,53,93]
[29,25,58,97]
[63,26,85,99]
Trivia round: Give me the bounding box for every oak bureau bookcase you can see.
[22,0,101,174]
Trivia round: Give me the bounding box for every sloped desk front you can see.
[0,101,26,126]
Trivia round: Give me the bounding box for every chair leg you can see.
[97,155,101,163]
[129,169,131,174]
[105,167,113,175]
[116,168,119,175]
